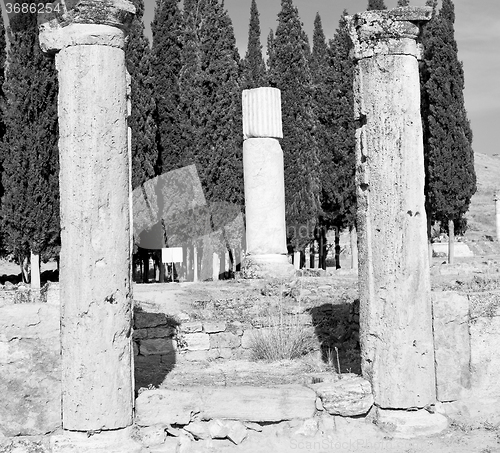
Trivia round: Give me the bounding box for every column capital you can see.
[348,7,432,60]
[39,0,135,53]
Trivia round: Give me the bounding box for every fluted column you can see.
[241,88,294,278]
[39,1,141,451]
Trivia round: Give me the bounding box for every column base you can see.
[241,254,295,279]
[50,427,142,453]
[376,408,448,439]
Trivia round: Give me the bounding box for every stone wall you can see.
[0,290,61,437]
[2,282,500,438]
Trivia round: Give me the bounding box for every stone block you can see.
[460,315,500,423]
[184,332,210,351]
[148,326,177,339]
[204,321,227,333]
[209,332,240,349]
[207,419,230,439]
[311,376,374,416]
[432,291,471,401]
[202,386,316,422]
[181,321,203,333]
[140,338,176,356]
[136,386,316,425]
[242,87,282,139]
[0,304,61,436]
[138,425,167,447]
[432,242,473,258]
[225,420,247,445]
[376,408,448,438]
[180,350,209,362]
[184,421,210,440]
[135,311,171,329]
[49,427,142,453]
[136,390,202,426]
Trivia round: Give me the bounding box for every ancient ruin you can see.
[348,7,441,414]
[241,87,294,278]
[39,1,140,451]
[495,191,500,241]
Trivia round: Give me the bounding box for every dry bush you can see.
[249,311,317,361]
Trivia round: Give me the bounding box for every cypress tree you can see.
[0,9,7,256]
[268,0,320,251]
[421,0,476,263]
[241,0,266,90]
[126,0,158,189]
[178,0,243,278]
[313,11,356,269]
[397,0,410,6]
[367,0,387,10]
[151,0,183,176]
[1,3,59,284]
[179,0,242,206]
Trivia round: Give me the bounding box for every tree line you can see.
[0,0,475,284]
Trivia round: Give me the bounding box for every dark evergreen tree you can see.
[397,0,410,6]
[151,0,183,175]
[0,10,7,255]
[241,0,266,90]
[421,0,476,263]
[1,3,59,284]
[367,0,387,10]
[179,0,242,206]
[268,0,320,251]
[177,0,243,278]
[312,11,356,269]
[126,0,158,189]
[0,12,6,144]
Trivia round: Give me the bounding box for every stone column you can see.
[495,191,500,241]
[348,8,437,410]
[241,88,294,278]
[39,2,141,451]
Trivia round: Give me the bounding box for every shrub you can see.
[249,310,317,361]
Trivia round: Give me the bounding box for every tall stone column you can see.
[495,191,500,241]
[241,88,294,278]
[348,8,437,410]
[39,2,141,451]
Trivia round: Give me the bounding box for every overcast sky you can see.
[142,0,499,157]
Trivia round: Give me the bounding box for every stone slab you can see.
[432,291,471,401]
[136,386,316,425]
[184,333,210,351]
[310,376,374,416]
[432,242,474,258]
[50,427,141,453]
[0,304,61,436]
[376,408,448,439]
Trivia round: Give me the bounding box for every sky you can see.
[141,0,499,157]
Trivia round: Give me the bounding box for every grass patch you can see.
[248,309,318,361]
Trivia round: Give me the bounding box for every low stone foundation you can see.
[1,279,500,447]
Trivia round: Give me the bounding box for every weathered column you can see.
[495,191,500,241]
[348,8,437,410]
[39,2,141,451]
[241,88,294,278]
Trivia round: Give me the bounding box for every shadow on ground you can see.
[132,306,179,393]
[308,300,361,375]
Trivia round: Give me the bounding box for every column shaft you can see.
[350,9,435,409]
[57,38,132,430]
